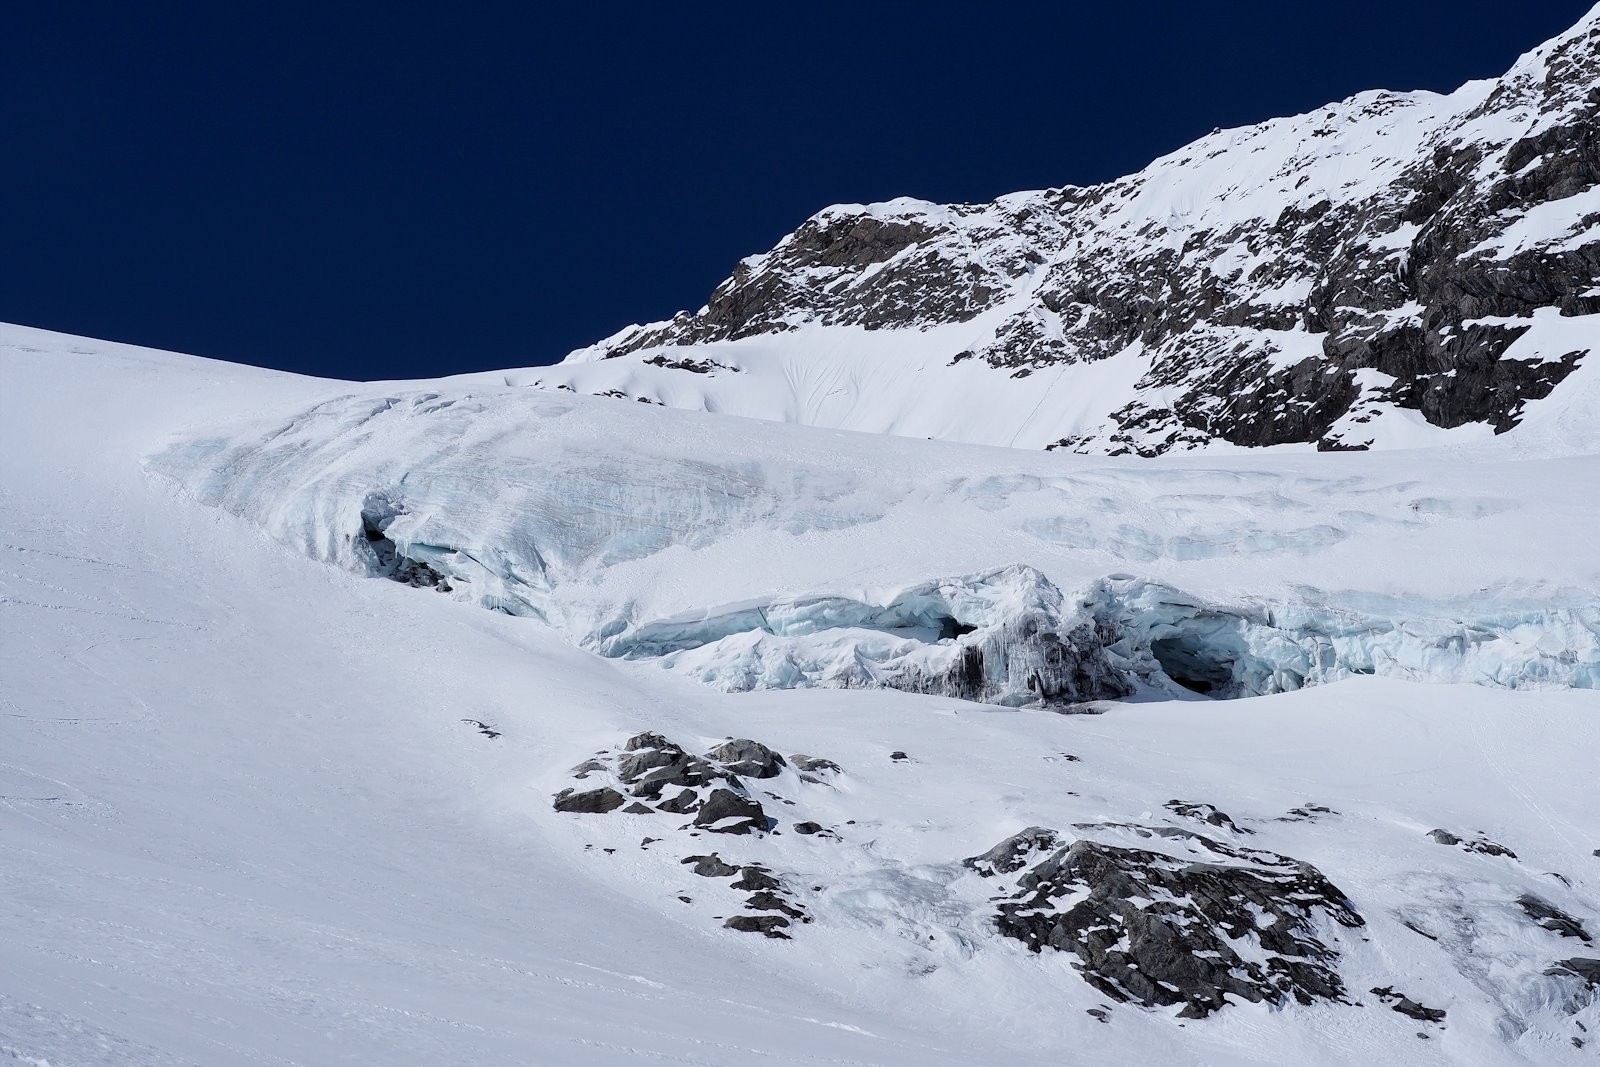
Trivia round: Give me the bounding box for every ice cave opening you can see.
[938,616,978,641]
[358,501,451,591]
[1148,635,1235,696]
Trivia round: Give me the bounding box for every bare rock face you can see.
[557,12,1600,454]
[1428,828,1517,857]
[1548,957,1600,987]
[706,739,786,779]
[552,787,626,814]
[976,828,1365,1018]
[552,731,808,824]
[1519,894,1593,942]
[963,827,1061,877]
[692,788,767,834]
[1370,986,1447,1023]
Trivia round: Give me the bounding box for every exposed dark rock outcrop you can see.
[1547,958,1600,987]
[1165,800,1252,835]
[1428,828,1518,857]
[706,739,786,779]
[979,828,1364,1018]
[1518,894,1592,941]
[553,787,626,814]
[724,914,793,939]
[790,754,841,775]
[556,734,833,938]
[1282,804,1337,822]
[964,827,1061,877]
[642,355,738,374]
[693,788,767,834]
[552,731,836,825]
[685,860,812,937]
[682,854,740,878]
[1370,986,1447,1023]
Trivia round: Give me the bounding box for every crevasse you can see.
[599,570,1600,704]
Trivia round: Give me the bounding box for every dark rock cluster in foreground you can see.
[554,733,1600,1036]
[683,855,812,939]
[970,825,1366,1018]
[553,731,843,938]
[554,732,790,832]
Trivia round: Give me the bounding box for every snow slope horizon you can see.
[7,320,1600,1062]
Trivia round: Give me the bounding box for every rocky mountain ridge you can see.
[530,6,1600,454]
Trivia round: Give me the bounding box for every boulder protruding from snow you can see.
[552,731,839,824]
[1518,894,1592,942]
[706,739,786,779]
[1428,828,1517,857]
[692,788,767,834]
[552,787,627,814]
[964,827,1061,877]
[1370,986,1447,1023]
[977,826,1365,1018]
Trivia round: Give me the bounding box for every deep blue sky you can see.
[3,2,1590,381]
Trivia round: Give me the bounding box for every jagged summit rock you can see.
[538,7,1600,454]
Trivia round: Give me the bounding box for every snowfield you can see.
[4,319,1600,1064]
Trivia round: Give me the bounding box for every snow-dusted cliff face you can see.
[527,7,1600,453]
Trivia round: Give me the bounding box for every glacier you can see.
[148,380,1600,706]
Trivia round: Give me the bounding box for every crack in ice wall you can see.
[606,571,1600,705]
[1096,578,1600,698]
[142,384,1600,708]
[600,565,1134,708]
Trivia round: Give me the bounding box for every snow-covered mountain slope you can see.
[7,320,1600,1064]
[525,6,1600,454]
